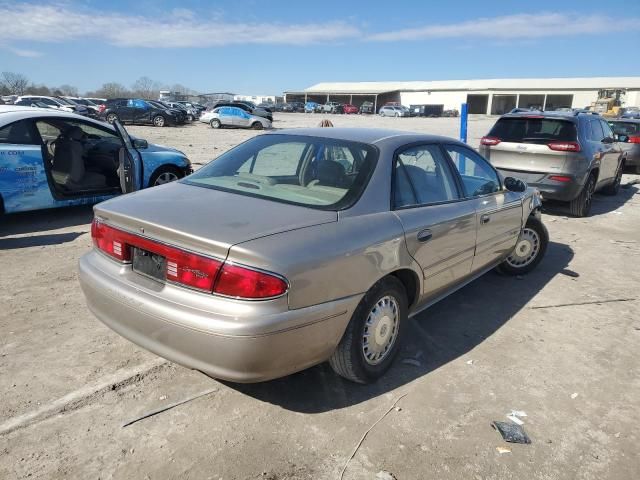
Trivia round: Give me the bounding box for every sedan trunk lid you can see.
[93,181,337,259]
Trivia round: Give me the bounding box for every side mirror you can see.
[617,134,629,143]
[132,138,148,149]
[602,136,615,144]
[504,176,527,193]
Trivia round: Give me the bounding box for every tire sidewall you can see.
[211,119,221,129]
[149,166,182,187]
[153,115,165,127]
[106,113,118,123]
[344,277,408,382]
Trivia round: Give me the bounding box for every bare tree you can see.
[1,72,29,95]
[94,82,129,99]
[26,84,52,96]
[131,76,160,99]
[57,84,79,96]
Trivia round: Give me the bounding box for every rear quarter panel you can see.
[227,211,422,310]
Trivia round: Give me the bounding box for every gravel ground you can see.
[1,113,639,480]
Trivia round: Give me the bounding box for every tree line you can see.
[0,72,198,100]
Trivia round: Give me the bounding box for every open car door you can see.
[113,120,142,193]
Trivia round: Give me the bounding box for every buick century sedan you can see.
[79,128,547,383]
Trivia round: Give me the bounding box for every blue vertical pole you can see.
[459,103,468,143]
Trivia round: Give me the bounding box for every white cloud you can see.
[368,13,640,41]
[0,3,361,48]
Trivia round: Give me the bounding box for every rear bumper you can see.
[496,168,585,202]
[78,251,360,382]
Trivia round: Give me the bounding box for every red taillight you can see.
[549,175,572,182]
[481,136,501,146]
[547,141,581,152]
[91,219,287,298]
[213,263,288,299]
[628,135,640,144]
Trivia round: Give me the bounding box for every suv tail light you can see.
[547,141,581,152]
[628,135,640,144]
[91,219,287,298]
[480,136,501,146]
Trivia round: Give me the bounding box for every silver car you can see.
[480,111,624,217]
[379,106,410,117]
[79,128,547,383]
[200,106,271,130]
[608,118,640,173]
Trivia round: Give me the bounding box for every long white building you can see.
[284,77,640,114]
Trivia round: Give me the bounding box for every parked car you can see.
[608,118,640,173]
[176,101,205,116]
[212,101,273,122]
[322,102,343,114]
[78,127,546,384]
[343,104,359,114]
[379,106,410,117]
[280,103,294,113]
[304,101,319,113]
[0,106,191,214]
[479,111,624,217]
[360,101,374,114]
[200,106,271,130]
[257,103,275,112]
[13,99,57,110]
[16,96,88,116]
[621,107,640,119]
[164,101,197,121]
[85,97,107,105]
[148,101,187,124]
[64,97,101,117]
[100,98,181,127]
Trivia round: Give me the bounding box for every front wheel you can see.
[105,113,118,124]
[210,119,221,129]
[497,216,548,275]
[149,165,183,187]
[329,276,407,384]
[153,115,166,127]
[569,173,596,217]
[251,122,264,130]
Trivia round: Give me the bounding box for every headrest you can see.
[64,126,84,141]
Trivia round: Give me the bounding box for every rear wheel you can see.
[329,276,407,384]
[153,115,166,127]
[601,161,623,196]
[251,122,264,130]
[105,113,118,124]
[149,166,183,187]
[569,173,596,217]
[210,119,221,129]
[497,216,548,275]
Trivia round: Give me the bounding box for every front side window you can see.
[394,144,460,208]
[444,144,500,197]
[184,134,378,210]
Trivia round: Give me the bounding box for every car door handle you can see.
[480,214,491,224]
[417,229,433,242]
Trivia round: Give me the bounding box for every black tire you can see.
[152,115,166,127]
[497,215,548,275]
[569,173,596,217]
[601,161,623,196]
[105,113,118,124]
[251,122,264,130]
[329,276,407,384]
[148,165,183,187]
[210,119,221,129]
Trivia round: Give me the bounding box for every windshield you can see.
[184,134,378,210]
[55,97,75,105]
[488,117,577,144]
[609,121,640,136]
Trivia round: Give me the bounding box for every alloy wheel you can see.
[153,171,179,186]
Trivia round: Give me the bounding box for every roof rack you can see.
[509,107,543,114]
[572,109,600,116]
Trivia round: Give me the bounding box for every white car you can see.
[200,106,271,130]
[16,96,88,115]
[379,105,410,117]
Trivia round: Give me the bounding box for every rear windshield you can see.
[184,134,378,210]
[609,121,639,136]
[488,117,577,144]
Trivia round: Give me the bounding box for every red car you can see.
[343,104,359,114]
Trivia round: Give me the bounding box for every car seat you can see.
[52,126,106,190]
[308,160,348,188]
[401,165,447,204]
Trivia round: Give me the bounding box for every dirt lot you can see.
[1,113,639,480]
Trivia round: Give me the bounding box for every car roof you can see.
[609,117,640,123]
[0,106,115,129]
[500,111,584,121]
[266,127,464,146]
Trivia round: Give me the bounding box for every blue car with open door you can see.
[0,106,192,215]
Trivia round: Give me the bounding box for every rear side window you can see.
[0,120,39,145]
[588,120,604,142]
[488,117,577,144]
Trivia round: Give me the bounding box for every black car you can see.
[101,98,180,127]
[359,101,374,114]
[257,103,275,112]
[213,101,273,122]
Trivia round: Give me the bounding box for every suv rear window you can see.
[488,117,577,144]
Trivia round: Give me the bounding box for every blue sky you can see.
[1,0,639,95]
